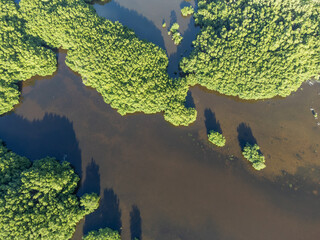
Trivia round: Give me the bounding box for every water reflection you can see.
[237,123,258,150]
[0,113,82,177]
[204,108,222,134]
[130,205,142,240]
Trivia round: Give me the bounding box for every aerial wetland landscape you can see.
[1,0,320,239]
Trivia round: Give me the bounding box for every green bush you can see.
[18,0,195,126]
[207,130,226,147]
[181,6,194,17]
[0,141,99,239]
[83,227,121,240]
[242,143,266,170]
[180,0,320,100]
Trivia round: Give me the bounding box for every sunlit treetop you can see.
[180,0,320,100]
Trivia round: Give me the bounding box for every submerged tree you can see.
[83,227,121,240]
[242,143,266,170]
[0,141,100,239]
[0,0,57,115]
[18,0,196,126]
[180,0,320,100]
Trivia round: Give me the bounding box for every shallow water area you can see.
[1,0,320,239]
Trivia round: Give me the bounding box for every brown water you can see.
[1,0,320,239]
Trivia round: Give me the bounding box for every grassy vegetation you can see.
[207,131,226,147]
[242,143,266,170]
[0,140,99,239]
[83,228,121,240]
[17,0,196,126]
[0,0,56,115]
[180,0,320,100]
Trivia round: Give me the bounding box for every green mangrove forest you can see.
[0,141,100,239]
[180,0,320,99]
[0,0,56,115]
[242,143,266,170]
[0,0,197,126]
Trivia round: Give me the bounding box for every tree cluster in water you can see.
[0,0,197,126]
[180,0,320,99]
[83,227,121,240]
[242,143,266,170]
[0,141,100,239]
[207,130,226,147]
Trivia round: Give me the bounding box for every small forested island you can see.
[180,0,320,99]
[242,143,266,170]
[83,227,121,240]
[0,140,100,239]
[168,23,183,45]
[208,130,226,147]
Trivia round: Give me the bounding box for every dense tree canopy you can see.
[0,0,57,115]
[18,0,196,126]
[83,227,121,240]
[207,130,226,147]
[180,0,320,99]
[242,143,266,170]
[0,141,99,239]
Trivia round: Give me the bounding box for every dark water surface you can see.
[1,0,320,239]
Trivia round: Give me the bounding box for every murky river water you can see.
[1,0,320,239]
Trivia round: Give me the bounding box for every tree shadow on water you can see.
[130,205,142,240]
[0,113,82,177]
[93,1,165,49]
[83,188,122,235]
[184,90,195,109]
[77,158,100,197]
[237,123,258,150]
[204,108,222,134]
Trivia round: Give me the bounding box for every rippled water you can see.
[1,0,320,239]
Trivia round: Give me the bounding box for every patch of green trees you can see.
[181,6,194,17]
[0,140,100,239]
[16,0,196,126]
[207,130,226,147]
[180,0,320,99]
[83,227,121,240]
[168,23,183,45]
[242,143,266,170]
[0,0,57,115]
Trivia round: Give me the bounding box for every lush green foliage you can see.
[180,0,320,99]
[0,0,56,115]
[19,0,196,126]
[242,143,266,170]
[0,141,99,239]
[207,130,226,147]
[168,23,183,45]
[181,6,194,17]
[83,227,121,240]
